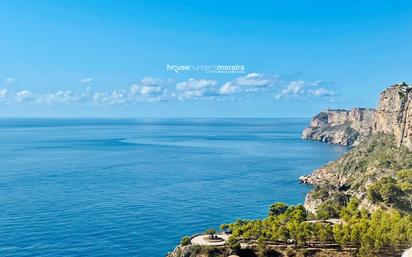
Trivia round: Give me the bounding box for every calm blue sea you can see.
[0,118,346,257]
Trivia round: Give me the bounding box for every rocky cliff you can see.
[168,83,412,257]
[302,108,375,146]
[373,83,412,150]
[303,82,412,150]
[301,83,412,213]
[302,133,412,214]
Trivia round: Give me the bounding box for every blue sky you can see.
[1,0,412,117]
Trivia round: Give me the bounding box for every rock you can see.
[167,245,192,257]
[373,83,412,150]
[302,108,375,146]
[302,133,412,213]
[303,191,324,214]
[303,82,412,150]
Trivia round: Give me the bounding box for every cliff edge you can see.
[168,83,412,257]
[374,83,412,149]
[302,108,375,146]
[303,82,412,149]
[302,83,412,213]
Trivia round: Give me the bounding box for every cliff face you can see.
[302,83,412,213]
[168,83,412,257]
[303,83,412,150]
[168,244,354,257]
[374,84,412,150]
[302,108,375,146]
[302,133,412,214]
[167,245,193,257]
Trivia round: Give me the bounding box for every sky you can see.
[0,0,412,118]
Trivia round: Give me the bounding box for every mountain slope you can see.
[302,133,412,214]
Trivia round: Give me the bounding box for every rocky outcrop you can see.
[168,83,412,257]
[167,245,192,257]
[302,108,375,146]
[301,83,412,213]
[373,83,412,150]
[168,243,354,257]
[302,133,412,213]
[303,83,412,150]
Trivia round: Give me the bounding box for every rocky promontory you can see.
[302,108,375,146]
[168,83,412,257]
[303,82,412,150]
[301,83,412,213]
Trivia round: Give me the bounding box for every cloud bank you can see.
[275,80,335,100]
[0,74,336,105]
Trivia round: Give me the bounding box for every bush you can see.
[180,236,191,246]
[227,236,240,252]
[316,201,341,220]
[269,202,288,216]
[311,186,330,199]
[205,228,216,237]
[367,177,403,205]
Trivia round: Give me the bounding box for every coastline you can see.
[167,137,350,257]
[168,84,412,257]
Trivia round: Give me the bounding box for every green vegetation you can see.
[180,236,191,246]
[307,134,412,213]
[175,135,412,257]
[316,200,342,220]
[269,202,288,216]
[220,224,230,233]
[334,209,412,256]
[180,245,227,257]
[224,200,412,257]
[367,169,412,210]
[205,228,217,239]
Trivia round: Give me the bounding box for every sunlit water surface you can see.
[0,118,346,257]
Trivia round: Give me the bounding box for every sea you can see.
[0,118,346,257]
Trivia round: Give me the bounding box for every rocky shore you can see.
[168,83,412,257]
[301,83,412,214]
[302,108,375,146]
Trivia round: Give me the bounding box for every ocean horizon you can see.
[0,118,346,257]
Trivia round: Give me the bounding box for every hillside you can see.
[301,133,412,214]
[167,83,412,257]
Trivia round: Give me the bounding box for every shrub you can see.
[180,236,191,246]
[269,202,288,216]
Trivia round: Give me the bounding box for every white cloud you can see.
[276,80,306,98]
[89,77,168,105]
[218,73,274,95]
[176,78,217,100]
[236,73,272,87]
[0,89,8,98]
[219,82,239,95]
[142,86,162,95]
[275,80,334,100]
[140,76,163,86]
[39,91,79,104]
[4,77,16,85]
[16,90,34,102]
[127,77,167,103]
[308,87,334,97]
[132,84,163,96]
[109,89,128,104]
[0,73,336,105]
[176,78,216,91]
[80,78,93,84]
